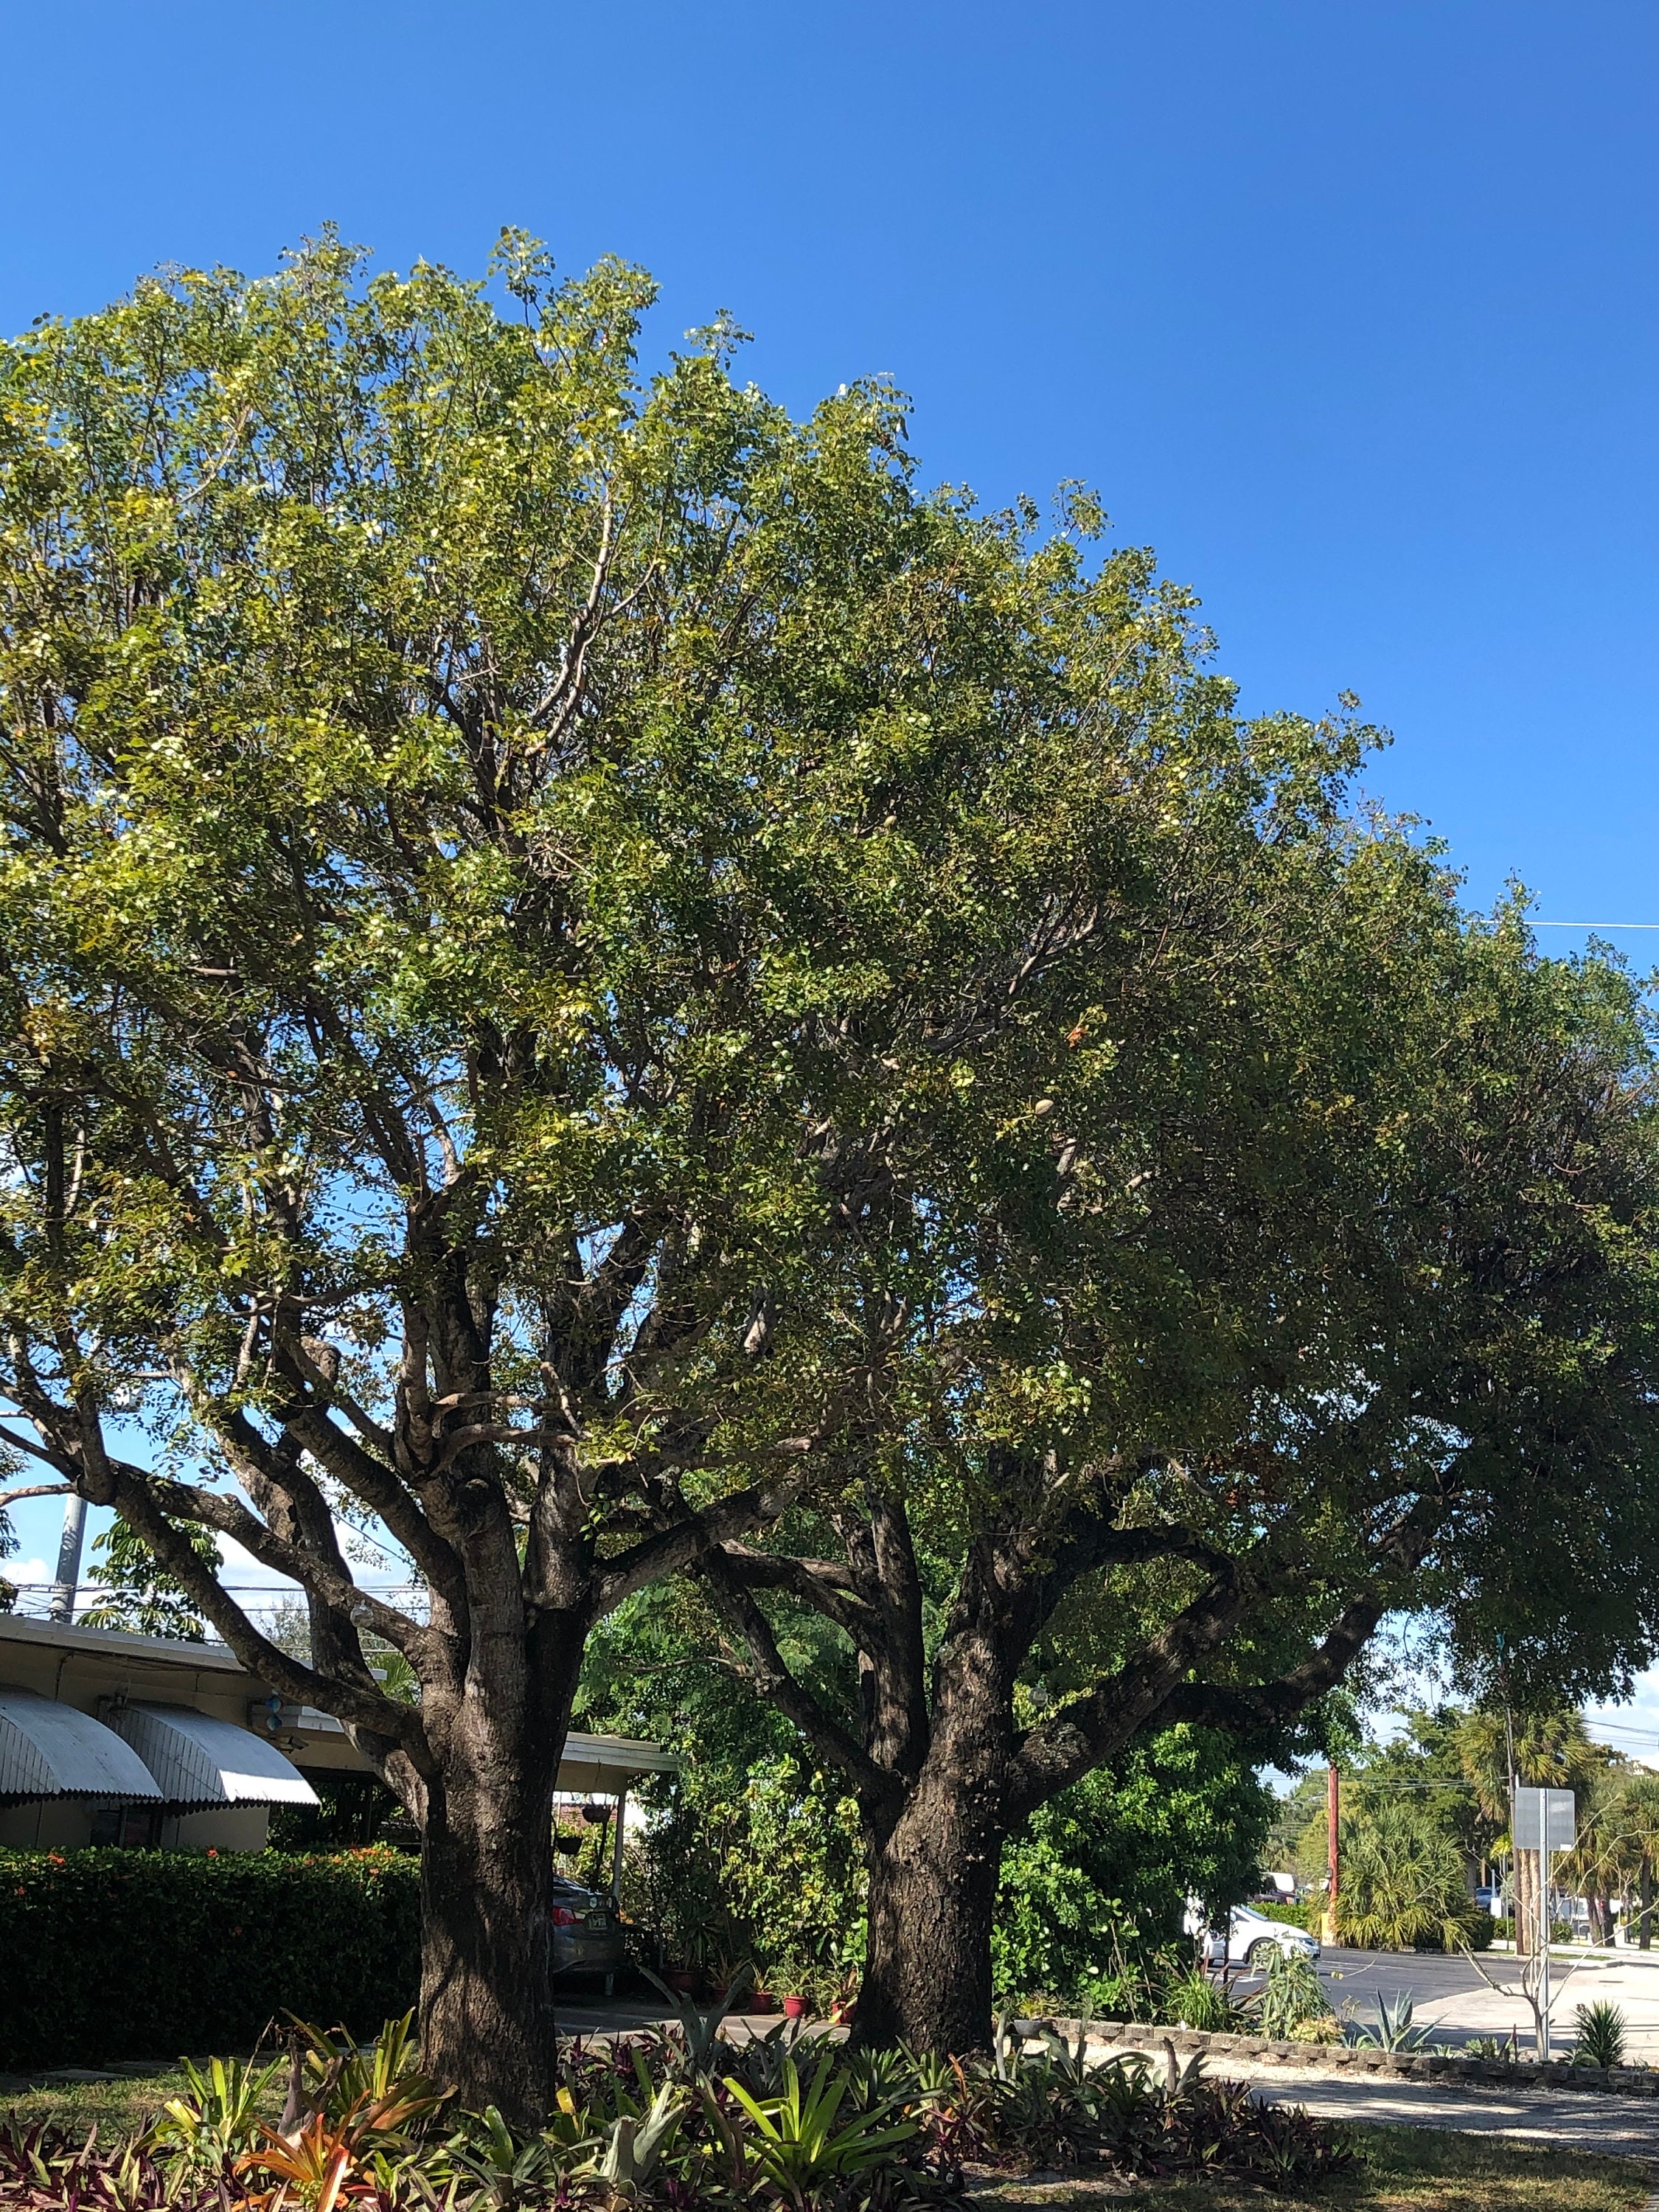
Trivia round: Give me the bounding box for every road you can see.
[1256,1941,1659,2057]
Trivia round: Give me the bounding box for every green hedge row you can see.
[0,1845,419,2070]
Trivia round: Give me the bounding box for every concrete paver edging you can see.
[1015,2011,1659,2098]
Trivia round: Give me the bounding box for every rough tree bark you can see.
[705,1483,1419,2055]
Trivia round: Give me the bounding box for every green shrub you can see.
[1572,2000,1627,2069]
[1251,1897,1312,1929]
[0,1845,418,2068]
[1160,1967,1237,2032]
[1335,1801,1489,1952]
[1249,1948,1338,2042]
[622,1752,866,1981]
[992,1727,1273,2004]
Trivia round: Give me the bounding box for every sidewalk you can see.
[1245,2059,1659,2161]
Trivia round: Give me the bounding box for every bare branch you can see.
[0,1480,72,1514]
[713,1541,883,1647]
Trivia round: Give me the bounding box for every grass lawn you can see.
[0,2065,248,2138]
[972,2122,1654,2209]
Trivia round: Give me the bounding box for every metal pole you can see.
[1540,1846,1551,2059]
[1324,1762,1340,1945]
[611,1786,627,1902]
[46,1493,86,1624]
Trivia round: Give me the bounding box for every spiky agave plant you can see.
[1347,1990,1433,2052]
[1572,2000,1628,2069]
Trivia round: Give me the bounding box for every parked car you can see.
[552,1874,625,1993]
[1183,1900,1322,1969]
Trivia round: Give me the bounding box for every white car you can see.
[1183,1901,1322,1969]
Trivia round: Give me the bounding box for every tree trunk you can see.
[400,1615,580,2129]
[417,1757,560,2127]
[853,1593,1015,2056]
[1640,1863,1652,1950]
[858,1781,1003,2053]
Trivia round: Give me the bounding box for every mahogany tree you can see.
[0,231,1277,2111]
[699,820,1659,2049]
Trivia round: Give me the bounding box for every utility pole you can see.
[1324,1761,1340,1946]
[46,1492,86,1624]
[1500,1643,1520,1953]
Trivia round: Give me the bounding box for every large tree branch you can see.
[106,1464,428,1759]
[0,1478,72,1507]
[594,1434,841,1614]
[1155,1587,1389,1735]
[1001,1562,1263,1823]
[141,1471,452,1676]
[712,1541,883,1647]
[1004,1500,1444,1823]
[698,1545,903,1818]
[199,1385,468,1624]
[0,1422,74,1474]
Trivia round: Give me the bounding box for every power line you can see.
[1533,922,1659,931]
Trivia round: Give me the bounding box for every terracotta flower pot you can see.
[750,1990,778,2014]
[665,1968,698,1993]
[782,1994,809,2020]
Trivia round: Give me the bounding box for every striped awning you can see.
[111,1702,319,1809]
[0,1686,164,1803]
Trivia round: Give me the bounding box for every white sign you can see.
[1512,1785,1576,1850]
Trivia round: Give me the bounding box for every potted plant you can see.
[775,1947,825,2021]
[704,1944,749,2006]
[826,1965,861,2026]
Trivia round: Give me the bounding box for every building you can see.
[0,1611,675,1868]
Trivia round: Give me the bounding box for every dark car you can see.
[552,1874,625,1994]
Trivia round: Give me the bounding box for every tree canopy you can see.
[4,229,1659,2087]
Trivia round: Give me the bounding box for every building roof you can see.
[0,1613,246,1669]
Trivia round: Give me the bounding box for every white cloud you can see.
[215,1528,407,1599]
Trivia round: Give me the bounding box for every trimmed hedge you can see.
[0,1845,418,2069]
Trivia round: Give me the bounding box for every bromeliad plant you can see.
[149,2054,289,2173]
[723,2051,919,2209]
[0,2010,1354,2211]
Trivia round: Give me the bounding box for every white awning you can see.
[111,1702,320,1809]
[0,1686,164,1803]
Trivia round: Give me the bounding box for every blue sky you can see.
[4,0,1659,1744]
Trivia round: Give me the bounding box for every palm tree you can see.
[1557,1765,1628,1944]
[1605,1773,1659,1949]
[1455,1708,1602,1952]
[1337,1796,1486,1951]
